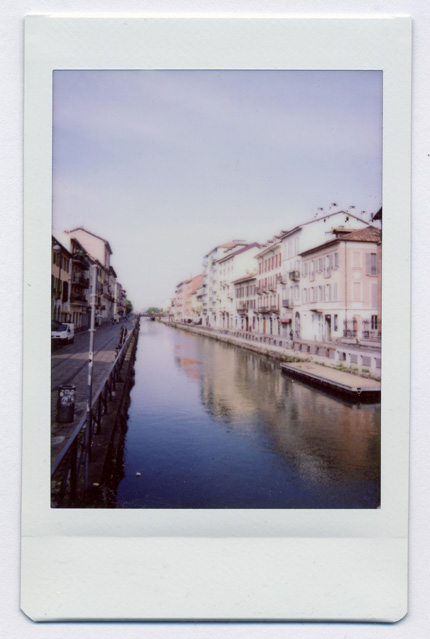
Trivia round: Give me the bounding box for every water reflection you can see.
[115,322,380,508]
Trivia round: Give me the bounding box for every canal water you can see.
[115,321,380,509]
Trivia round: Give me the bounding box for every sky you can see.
[52,70,382,310]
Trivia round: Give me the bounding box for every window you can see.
[310,287,315,303]
[371,315,378,330]
[333,252,339,268]
[317,258,323,273]
[303,288,308,303]
[334,314,338,331]
[366,253,378,276]
[333,283,338,301]
[310,260,315,281]
[302,262,308,277]
[318,286,322,302]
[325,284,331,302]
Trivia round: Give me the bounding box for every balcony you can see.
[270,305,280,313]
[282,299,291,307]
[256,288,264,295]
[72,275,89,287]
[289,270,300,281]
[259,306,270,313]
[72,252,89,268]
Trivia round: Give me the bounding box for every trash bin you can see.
[56,384,76,423]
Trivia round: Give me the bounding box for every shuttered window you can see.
[366,253,378,276]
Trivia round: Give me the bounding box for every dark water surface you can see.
[115,321,380,508]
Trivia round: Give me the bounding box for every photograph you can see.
[50,69,383,510]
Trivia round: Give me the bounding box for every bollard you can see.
[56,384,76,423]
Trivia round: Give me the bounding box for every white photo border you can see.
[22,15,411,621]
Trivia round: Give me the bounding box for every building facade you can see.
[202,241,246,327]
[299,226,381,343]
[279,210,371,339]
[233,274,258,331]
[52,226,129,329]
[255,237,283,335]
[216,243,260,329]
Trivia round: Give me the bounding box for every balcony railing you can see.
[282,299,291,307]
[289,270,300,281]
[72,275,89,287]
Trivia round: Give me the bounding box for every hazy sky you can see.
[52,70,382,310]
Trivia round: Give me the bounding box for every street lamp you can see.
[85,263,97,491]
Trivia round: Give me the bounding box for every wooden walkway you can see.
[281,361,381,401]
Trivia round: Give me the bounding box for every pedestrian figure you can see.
[289,329,294,342]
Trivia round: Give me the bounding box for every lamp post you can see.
[84,263,97,493]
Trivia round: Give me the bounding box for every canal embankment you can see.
[51,318,140,507]
[163,320,381,400]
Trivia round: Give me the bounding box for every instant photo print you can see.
[22,15,411,621]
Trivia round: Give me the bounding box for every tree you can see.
[125,299,133,315]
[146,306,162,315]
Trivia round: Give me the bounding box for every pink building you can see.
[173,280,187,322]
[299,226,381,344]
[184,274,204,322]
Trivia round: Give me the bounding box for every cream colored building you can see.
[255,236,283,336]
[216,243,260,329]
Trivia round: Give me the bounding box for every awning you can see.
[279,318,292,324]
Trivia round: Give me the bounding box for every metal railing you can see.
[51,324,138,507]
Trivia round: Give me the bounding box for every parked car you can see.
[51,322,75,345]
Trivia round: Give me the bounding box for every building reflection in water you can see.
[174,331,380,503]
[116,322,380,509]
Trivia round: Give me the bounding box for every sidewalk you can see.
[51,317,135,462]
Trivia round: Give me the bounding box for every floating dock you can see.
[280,362,381,402]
